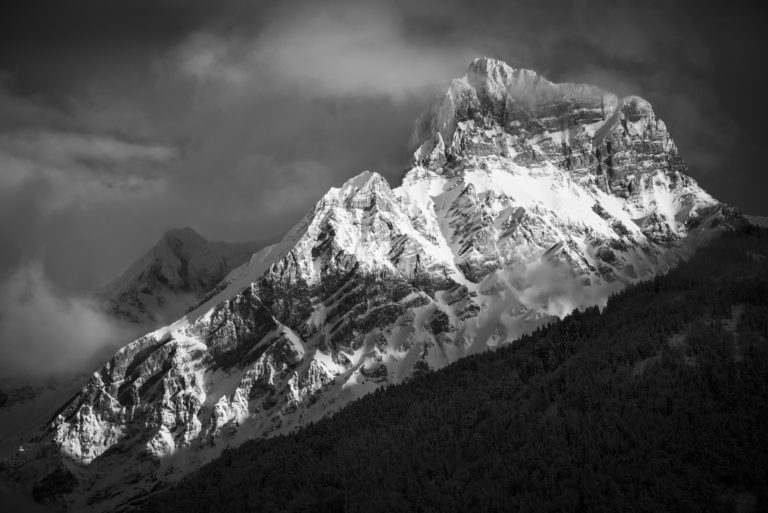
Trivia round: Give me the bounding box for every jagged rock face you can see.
[3,58,742,512]
[96,227,264,326]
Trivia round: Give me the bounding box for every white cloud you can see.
[517,260,623,318]
[174,2,477,100]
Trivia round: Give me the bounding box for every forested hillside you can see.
[140,226,768,513]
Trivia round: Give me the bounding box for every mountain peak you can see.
[467,57,552,100]
[160,226,207,246]
[340,170,380,191]
[467,56,535,80]
[315,170,394,212]
[95,227,263,325]
[411,58,669,171]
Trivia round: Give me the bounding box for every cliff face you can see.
[413,59,686,200]
[3,58,741,512]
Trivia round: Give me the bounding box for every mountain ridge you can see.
[1,57,743,512]
[139,225,768,513]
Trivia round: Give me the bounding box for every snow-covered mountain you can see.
[2,58,742,511]
[96,227,264,326]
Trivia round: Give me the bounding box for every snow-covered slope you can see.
[96,227,264,326]
[2,58,742,511]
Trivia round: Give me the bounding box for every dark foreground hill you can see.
[140,226,768,513]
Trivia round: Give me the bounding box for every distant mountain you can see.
[3,58,744,511]
[747,215,768,228]
[0,229,264,469]
[95,227,264,326]
[140,226,768,513]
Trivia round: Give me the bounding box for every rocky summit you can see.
[2,58,742,512]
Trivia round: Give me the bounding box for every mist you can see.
[0,262,132,380]
[518,260,625,319]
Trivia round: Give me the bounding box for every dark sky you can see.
[0,0,766,377]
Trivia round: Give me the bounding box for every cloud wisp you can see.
[0,262,131,380]
[0,130,176,208]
